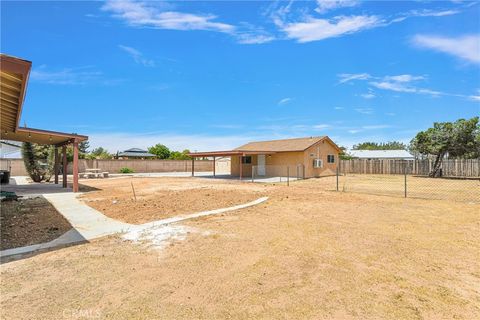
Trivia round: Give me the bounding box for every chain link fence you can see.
[251,165,305,184]
[330,167,480,202]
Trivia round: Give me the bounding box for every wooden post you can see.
[54,146,59,184]
[287,166,290,187]
[191,157,195,177]
[73,140,79,192]
[62,145,67,188]
[213,156,216,177]
[336,167,339,191]
[239,155,243,180]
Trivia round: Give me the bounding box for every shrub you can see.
[22,142,54,182]
[119,167,134,173]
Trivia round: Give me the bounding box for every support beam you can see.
[54,146,59,184]
[191,157,195,177]
[213,156,216,177]
[73,140,79,192]
[62,145,67,188]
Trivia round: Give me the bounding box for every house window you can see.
[313,159,323,168]
[241,156,252,164]
[327,155,335,163]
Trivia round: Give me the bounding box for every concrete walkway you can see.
[1,192,268,259]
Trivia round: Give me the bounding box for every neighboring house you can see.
[117,148,156,159]
[189,136,341,178]
[0,140,22,159]
[349,149,414,160]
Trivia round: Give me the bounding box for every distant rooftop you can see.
[349,150,414,159]
[118,148,155,158]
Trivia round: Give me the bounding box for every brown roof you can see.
[235,136,339,152]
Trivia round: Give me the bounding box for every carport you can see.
[0,54,88,192]
[188,150,276,180]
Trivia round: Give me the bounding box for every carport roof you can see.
[188,150,276,157]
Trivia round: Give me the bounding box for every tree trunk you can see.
[429,152,445,177]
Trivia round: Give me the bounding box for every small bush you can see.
[119,167,134,173]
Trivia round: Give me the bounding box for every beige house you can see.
[189,136,341,179]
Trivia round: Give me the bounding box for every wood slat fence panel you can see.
[340,159,480,177]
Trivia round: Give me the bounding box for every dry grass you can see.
[1,177,479,319]
[300,174,480,202]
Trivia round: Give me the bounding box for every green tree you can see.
[86,147,112,159]
[410,117,479,177]
[353,141,407,150]
[338,146,353,160]
[22,142,54,182]
[148,144,171,159]
[169,149,192,160]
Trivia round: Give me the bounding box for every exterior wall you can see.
[231,152,304,178]
[231,154,257,177]
[0,159,219,176]
[230,141,339,179]
[303,140,339,177]
[69,159,214,174]
[0,159,28,176]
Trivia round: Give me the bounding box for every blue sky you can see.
[2,0,479,152]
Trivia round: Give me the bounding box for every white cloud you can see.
[360,93,375,99]
[102,0,235,33]
[469,90,480,101]
[337,73,371,84]
[281,15,381,43]
[412,34,480,64]
[278,97,293,105]
[339,72,455,98]
[393,9,461,22]
[118,45,155,67]
[369,81,416,93]
[362,125,391,130]
[384,74,425,82]
[313,124,331,130]
[236,33,275,44]
[334,106,344,110]
[355,107,374,114]
[30,65,103,85]
[315,0,359,14]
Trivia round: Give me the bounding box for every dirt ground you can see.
[1,177,479,319]
[0,197,72,250]
[79,177,268,224]
[312,174,480,202]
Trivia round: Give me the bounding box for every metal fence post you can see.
[404,164,407,198]
[287,166,290,186]
[252,166,255,183]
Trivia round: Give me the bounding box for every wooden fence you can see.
[339,159,480,177]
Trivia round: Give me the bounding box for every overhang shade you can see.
[188,150,277,157]
[1,55,30,133]
[0,127,88,145]
[0,54,88,146]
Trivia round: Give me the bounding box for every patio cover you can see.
[0,53,88,191]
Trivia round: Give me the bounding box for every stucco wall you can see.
[0,159,223,176]
[230,139,339,178]
[303,140,339,177]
